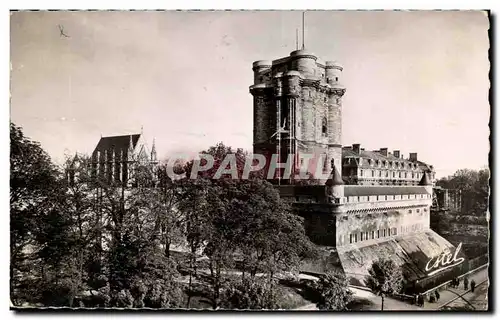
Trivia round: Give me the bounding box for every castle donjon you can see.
[250,49,466,293]
[250,50,345,180]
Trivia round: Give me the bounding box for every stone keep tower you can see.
[249,49,346,183]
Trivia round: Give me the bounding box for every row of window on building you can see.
[357,180,421,186]
[344,223,426,245]
[356,169,422,179]
[345,194,431,203]
[345,157,420,170]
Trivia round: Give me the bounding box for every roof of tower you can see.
[326,60,343,71]
[252,60,272,68]
[290,49,317,59]
[325,165,344,186]
[419,171,432,186]
[326,60,342,67]
[285,70,302,77]
[93,134,141,154]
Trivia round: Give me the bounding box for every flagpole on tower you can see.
[296,28,299,51]
[302,11,305,50]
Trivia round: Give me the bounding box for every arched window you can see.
[322,117,327,135]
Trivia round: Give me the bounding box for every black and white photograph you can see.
[9,9,491,311]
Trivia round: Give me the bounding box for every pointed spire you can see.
[151,138,157,161]
[325,165,344,186]
[128,135,134,161]
[141,125,144,135]
[419,171,432,186]
[97,150,102,177]
[111,147,116,183]
[128,134,134,150]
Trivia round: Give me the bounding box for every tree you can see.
[176,142,318,309]
[98,162,183,308]
[10,122,62,305]
[11,124,187,308]
[312,270,353,310]
[229,178,318,281]
[474,168,490,213]
[155,165,185,258]
[33,198,78,307]
[61,153,183,308]
[220,277,279,310]
[56,155,106,307]
[436,168,490,215]
[108,230,183,308]
[176,178,213,308]
[365,259,404,311]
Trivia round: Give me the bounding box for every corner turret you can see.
[325,160,346,206]
[419,170,433,194]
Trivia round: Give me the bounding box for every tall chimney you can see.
[409,153,418,162]
[393,150,400,158]
[353,144,361,154]
[380,148,388,156]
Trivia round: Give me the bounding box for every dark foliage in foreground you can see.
[365,258,404,311]
[10,127,319,309]
[310,271,353,310]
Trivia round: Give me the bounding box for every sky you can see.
[10,10,490,178]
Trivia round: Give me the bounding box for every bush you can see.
[220,278,279,310]
[309,271,353,310]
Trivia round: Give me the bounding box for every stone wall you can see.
[300,211,337,246]
[293,193,431,248]
[251,87,275,148]
[336,207,430,247]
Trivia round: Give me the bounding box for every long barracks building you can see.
[250,48,466,294]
